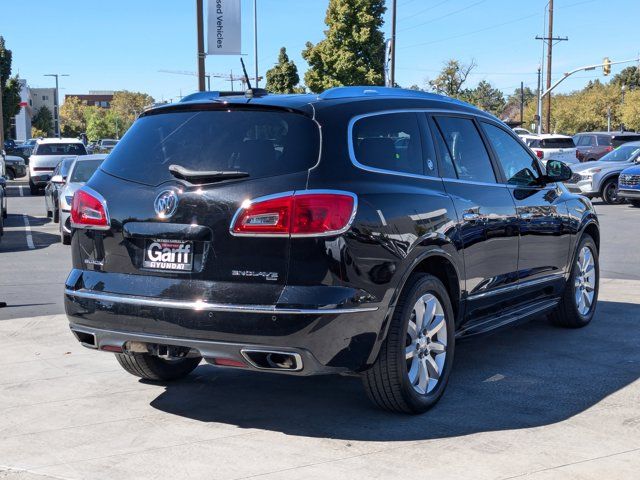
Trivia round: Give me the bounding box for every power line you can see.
[398,0,487,33]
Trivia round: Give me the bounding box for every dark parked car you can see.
[65,87,600,413]
[574,131,640,162]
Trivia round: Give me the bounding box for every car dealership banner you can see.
[207,0,241,55]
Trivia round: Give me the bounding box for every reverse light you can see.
[231,191,357,237]
[70,187,110,230]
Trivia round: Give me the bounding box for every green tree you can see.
[302,0,386,93]
[60,96,87,137]
[85,107,115,140]
[110,90,153,133]
[1,36,21,140]
[32,105,54,135]
[266,47,300,93]
[465,80,506,116]
[611,66,640,89]
[620,90,640,131]
[428,59,477,97]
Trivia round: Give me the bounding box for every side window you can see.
[596,135,611,146]
[481,122,541,187]
[352,112,430,176]
[576,135,591,146]
[432,116,496,183]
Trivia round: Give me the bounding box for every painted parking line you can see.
[22,215,35,250]
[19,186,23,197]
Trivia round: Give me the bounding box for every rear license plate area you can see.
[143,239,194,272]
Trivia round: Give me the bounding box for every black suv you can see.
[65,87,600,413]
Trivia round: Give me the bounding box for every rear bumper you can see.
[65,284,384,374]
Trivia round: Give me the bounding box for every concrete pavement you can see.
[1,183,639,479]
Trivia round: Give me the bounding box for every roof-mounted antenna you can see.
[240,58,252,90]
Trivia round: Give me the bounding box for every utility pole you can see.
[196,0,206,92]
[535,0,567,133]
[254,0,259,88]
[0,78,4,147]
[520,81,524,126]
[536,67,542,134]
[44,73,69,138]
[390,0,397,87]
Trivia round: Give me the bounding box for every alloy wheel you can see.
[405,293,448,394]
[574,245,596,316]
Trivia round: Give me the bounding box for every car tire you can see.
[29,182,39,196]
[362,273,455,414]
[115,352,202,381]
[53,207,59,223]
[601,178,624,205]
[630,200,640,208]
[61,225,71,245]
[550,234,599,328]
[5,168,15,181]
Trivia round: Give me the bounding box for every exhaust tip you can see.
[71,329,97,349]
[240,349,303,372]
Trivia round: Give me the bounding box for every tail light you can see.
[605,146,614,153]
[534,150,544,159]
[70,187,110,230]
[231,190,356,237]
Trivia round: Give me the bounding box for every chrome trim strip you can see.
[69,185,111,231]
[228,189,358,238]
[65,288,378,314]
[466,273,565,300]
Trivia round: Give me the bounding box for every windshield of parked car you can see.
[70,159,103,183]
[600,145,640,162]
[35,143,87,156]
[101,109,320,186]
[101,140,117,147]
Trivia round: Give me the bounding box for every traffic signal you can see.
[603,57,611,76]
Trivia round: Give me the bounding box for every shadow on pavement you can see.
[150,300,640,441]
[0,214,59,252]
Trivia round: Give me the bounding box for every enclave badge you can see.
[154,190,179,218]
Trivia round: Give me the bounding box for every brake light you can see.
[605,146,614,152]
[535,150,544,159]
[71,188,110,230]
[231,191,356,237]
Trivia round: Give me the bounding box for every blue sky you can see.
[2,0,639,103]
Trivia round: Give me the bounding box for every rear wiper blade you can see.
[168,164,250,183]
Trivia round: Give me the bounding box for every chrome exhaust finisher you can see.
[240,349,303,372]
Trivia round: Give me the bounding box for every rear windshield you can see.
[35,143,87,156]
[541,138,575,148]
[101,109,320,186]
[612,135,640,147]
[70,159,104,183]
[101,140,118,146]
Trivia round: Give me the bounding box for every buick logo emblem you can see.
[154,190,179,218]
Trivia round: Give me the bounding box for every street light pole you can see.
[390,0,397,87]
[196,0,206,92]
[44,73,69,138]
[254,0,259,88]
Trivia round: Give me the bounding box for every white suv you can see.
[28,138,87,194]
[521,134,578,166]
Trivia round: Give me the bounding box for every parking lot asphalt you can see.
[1,181,639,479]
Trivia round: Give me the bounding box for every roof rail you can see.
[318,86,467,104]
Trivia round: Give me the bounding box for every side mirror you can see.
[544,159,572,183]
[51,174,64,184]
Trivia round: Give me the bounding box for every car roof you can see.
[144,86,495,120]
[37,138,84,144]
[575,131,640,136]
[535,133,573,139]
[74,154,108,161]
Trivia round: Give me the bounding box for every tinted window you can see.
[541,138,575,148]
[59,158,75,177]
[612,134,640,147]
[70,159,104,183]
[596,135,612,146]
[482,123,540,186]
[101,110,320,186]
[433,116,496,183]
[576,135,593,146]
[353,112,432,175]
[600,144,640,162]
[35,143,87,156]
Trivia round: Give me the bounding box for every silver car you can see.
[564,141,640,204]
[58,155,107,244]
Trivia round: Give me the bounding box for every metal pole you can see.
[54,75,60,138]
[0,79,4,147]
[196,0,206,92]
[254,0,259,88]
[390,0,397,87]
[520,81,524,126]
[536,67,542,134]
[206,75,211,91]
[544,0,554,133]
